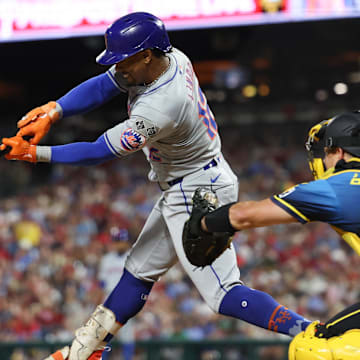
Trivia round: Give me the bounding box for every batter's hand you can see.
[1,136,37,162]
[17,101,62,144]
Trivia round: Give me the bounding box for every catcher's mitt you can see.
[182,187,233,267]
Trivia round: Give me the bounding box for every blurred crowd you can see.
[0,125,359,352]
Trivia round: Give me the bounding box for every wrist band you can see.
[36,146,52,162]
[204,202,237,233]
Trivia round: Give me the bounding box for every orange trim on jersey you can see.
[268,304,282,331]
[51,350,65,360]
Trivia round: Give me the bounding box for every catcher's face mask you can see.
[305,119,332,179]
[306,111,360,179]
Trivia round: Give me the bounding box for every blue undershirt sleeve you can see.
[51,134,117,165]
[57,73,121,118]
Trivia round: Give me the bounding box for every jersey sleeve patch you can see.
[271,195,309,224]
[133,117,159,138]
[120,128,146,152]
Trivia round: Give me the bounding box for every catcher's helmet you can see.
[324,111,360,156]
[306,111,360,179]
[96,12,172,65]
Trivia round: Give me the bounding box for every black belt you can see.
[166,158,218,188]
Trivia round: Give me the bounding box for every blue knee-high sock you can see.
[103,269,153,342]
[219,285,311,336]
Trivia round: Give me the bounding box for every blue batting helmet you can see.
[96,12,172,65]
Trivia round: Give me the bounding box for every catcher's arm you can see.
[201,198,296,233]
[182,192,298,267]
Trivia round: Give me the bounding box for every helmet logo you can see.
[326,137,334,147]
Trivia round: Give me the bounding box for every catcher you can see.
[182,111,360,359]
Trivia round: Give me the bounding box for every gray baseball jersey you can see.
[103,48,242,312]
[104,48,221,182]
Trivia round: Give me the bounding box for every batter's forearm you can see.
[36,134,116,165]
[57,73,121,118]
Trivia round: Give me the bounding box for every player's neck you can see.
[145,56,170,86]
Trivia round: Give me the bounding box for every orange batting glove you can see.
[17,101,62,145]
[1,136,37,162]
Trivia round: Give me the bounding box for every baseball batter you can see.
[1,12,310,360]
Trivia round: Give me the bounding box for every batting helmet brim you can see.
[96,49,129,65]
